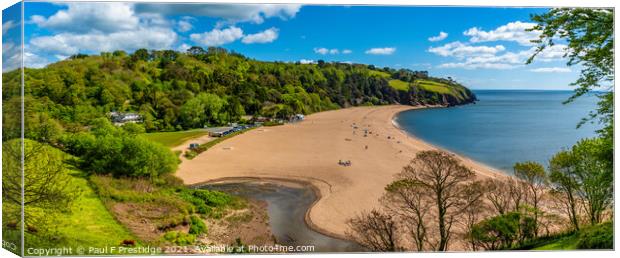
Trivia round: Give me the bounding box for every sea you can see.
[395,90,601,173]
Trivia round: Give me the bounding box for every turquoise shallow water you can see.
[395,90,600,173]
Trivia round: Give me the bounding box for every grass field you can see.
[368,70,391,78]
[513,222,613,250]
[54,173,136,248]
[141,129,210,147]
[388,79,411,91]
[20,170,136,251]
[415,79,453,94]
[533,235,579,250]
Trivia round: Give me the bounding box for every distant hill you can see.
[2,46,476,133]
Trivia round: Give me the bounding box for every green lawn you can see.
[368,70,391,78]
[388,79,411,91]
[518,222,613,250]
[54,174,136,248]
[415,79,453,94]
[141,129,210,147]
[20,171,136,251]
[533,235,579,250]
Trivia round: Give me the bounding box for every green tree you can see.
[61,119,178,178]
[2,139,79,232]
[548,150,581,231]
[571,138,613,225]
[513,161,547,236]
[469,212,535,250]
[528,8,614,166]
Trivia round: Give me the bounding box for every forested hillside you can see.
[2,46,476,134]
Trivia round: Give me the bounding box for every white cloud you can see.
[2,42,21,71]
[365,47,396,55]
[134,3,301,24]
[190,26,243,46]
[177,17,194,32]
[464,21,540,46]
[177,43,192,52]
[314,47,339,55]
[428,41,505,58]
[2,41,51,70]
[342,49,352,54]
[435,45,569,70]
[529,67,571,73]
[31,3,140,33]
[533,44,568,61]
[26,2,179,64]
[31,27,178,56]
[428,31,448,42]
[298,59,315,64]
[24,51,50,68]
[2,20,17,35]
[429,22,569,71]
[438,62,517,70]
[242,27,279,44]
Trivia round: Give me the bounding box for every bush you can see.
[576,221,613,249]
[62,118,178,178]
[178,189,245,218]
[189,215,207,235]
[469,212,535,250]
[163,231,196,245]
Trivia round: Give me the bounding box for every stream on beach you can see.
[200,181,365,252]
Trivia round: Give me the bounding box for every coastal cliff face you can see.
[408,84,477,107]
[369,78,477,107]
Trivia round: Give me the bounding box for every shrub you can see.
[163,231,196,245]
[62,118,178,178]
[576,221,613,249]
[189,215,207,235]
[469,212,535,250]
[178,189,245,218]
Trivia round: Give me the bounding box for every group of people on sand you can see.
[338,160,352,167]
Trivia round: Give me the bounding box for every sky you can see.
[2,2,580,90]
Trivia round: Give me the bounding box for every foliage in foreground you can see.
[61,118,179,178]
[90,174,246,245]
[513,221,613,250]
[2,139,134,251]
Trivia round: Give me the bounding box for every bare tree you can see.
[397,150,475,251]
[461,181,486,251]
[514,161,547,237]
[382,180,431,251]
[482,178,512,215]
[346,209,400,251]
[506,177,527,211]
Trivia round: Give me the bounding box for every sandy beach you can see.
[175,105,505,239]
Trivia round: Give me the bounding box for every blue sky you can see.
[3,2,579,89]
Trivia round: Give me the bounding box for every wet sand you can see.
[176,105,505,239]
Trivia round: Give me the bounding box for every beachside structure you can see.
[291,114,305,122]
[108,112,142,126]
[205,127,234,137]
[205,124,258,137]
